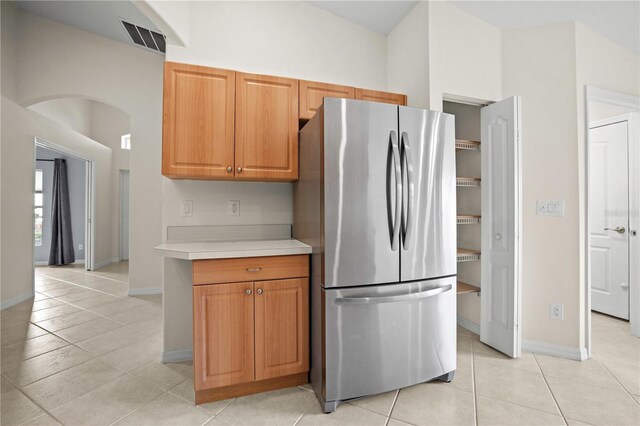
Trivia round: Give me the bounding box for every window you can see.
[34,169,43,246]
[121,133,131,150]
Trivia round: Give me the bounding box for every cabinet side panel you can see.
[293,106,324,401]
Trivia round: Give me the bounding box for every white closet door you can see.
[480,96,522,358]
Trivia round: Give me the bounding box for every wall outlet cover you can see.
[550,303,564,320]
[229,200,240,217]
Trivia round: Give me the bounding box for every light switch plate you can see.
[537,200,564,217]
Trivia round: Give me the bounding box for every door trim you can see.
[584,86,640,356]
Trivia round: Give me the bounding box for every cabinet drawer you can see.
[193,255,309,285]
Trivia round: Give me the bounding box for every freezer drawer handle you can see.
[334,284,452,305]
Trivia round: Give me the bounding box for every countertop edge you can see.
[153,240,312,260]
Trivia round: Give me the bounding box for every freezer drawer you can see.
[322,276,456,402]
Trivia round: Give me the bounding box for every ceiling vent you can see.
[121,20,166,54]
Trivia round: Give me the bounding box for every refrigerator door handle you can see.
[334,284,453,305]
[400,132,414,250]
[388,131,402,251]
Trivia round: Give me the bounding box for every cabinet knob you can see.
[237,167,243,173]
[245,289,252,295]
[226,166,232,173]
[256,288,263,295]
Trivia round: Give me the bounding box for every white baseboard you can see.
[128,287,162,296]
[92,257,119,270]
[522,340,588,361]
[162,349,193,363]
[1,292,35,311]
[457,316,480,335]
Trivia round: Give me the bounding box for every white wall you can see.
[167,1,387,88]
[1,96,113,308]
[428,1,502,109]
[503,22,582,349]
[29,98,93,137]
[133,0,190,46]
[90,102,130,260]
[387,1,430,108]
[12,10,164,294]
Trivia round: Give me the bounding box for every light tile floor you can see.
[1,263,639,425]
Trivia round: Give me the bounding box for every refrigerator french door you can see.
[293,98,456,413]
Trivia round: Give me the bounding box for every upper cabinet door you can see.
[162,62,235,179]
[299,80,355,120]
[355,88,407,106]
[480,96,522,358]
[235,72,299,181]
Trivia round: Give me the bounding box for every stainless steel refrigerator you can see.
[293,98,457,413]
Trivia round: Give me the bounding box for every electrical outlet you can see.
[78,244,83,250]
[229,200,240,217]
[181,200,193,217]
[550,303,564,320]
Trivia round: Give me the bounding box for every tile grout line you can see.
[470,339,479,426]
[5,377,67,426]
[594,357,640,407]
[532,353,568,425]
[384,389,400,425]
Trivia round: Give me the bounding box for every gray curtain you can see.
[49,158,75,265]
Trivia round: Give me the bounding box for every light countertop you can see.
[154,239,312,260]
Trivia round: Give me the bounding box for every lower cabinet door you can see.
[254,278,309,380]
[193,282,255,390]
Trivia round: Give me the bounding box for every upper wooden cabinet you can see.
[162,62,235,179]
[235,73,299,181]
[299,80,355,120]
[161,61,407,181]
[355,88,407,106]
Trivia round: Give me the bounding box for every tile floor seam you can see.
[384,389,400,426]
[4,348,97,389]
[41,267,129,284]
[38,276,132,302]
[532,353,568,425]
[211,398,237,416]
[471,339,479,426]
[595,357,640,407]
[30,298,135,332]
[9,381,65,426]
[106,388,168,426]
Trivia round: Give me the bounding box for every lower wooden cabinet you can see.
[255,278,309,381]
[192,255,309,404]
[193,281,255,390]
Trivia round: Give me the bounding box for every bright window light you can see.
[121,134,131,150]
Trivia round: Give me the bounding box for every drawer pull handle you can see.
[245,289,252,295]
[256,288,263,295]
[246,268,262,272]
